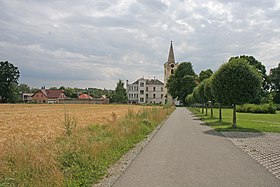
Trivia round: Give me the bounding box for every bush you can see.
[275,104,280,111]
[236,103,276,114]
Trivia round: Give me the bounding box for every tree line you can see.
[166,56,280,128]
[0,61,115,103]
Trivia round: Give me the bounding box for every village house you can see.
[21,93,33,103]
[32,89,66,103]
[78,93,93,99]
[126,78,164,104]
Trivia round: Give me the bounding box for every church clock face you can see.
[170,63,175,68]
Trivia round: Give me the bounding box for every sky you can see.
[0,0,280,89]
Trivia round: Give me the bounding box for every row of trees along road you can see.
[185,56,266,128]
[167,55,280,128]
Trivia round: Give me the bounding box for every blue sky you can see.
[0,0,279,89]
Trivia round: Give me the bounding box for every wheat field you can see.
[0,104,146,151]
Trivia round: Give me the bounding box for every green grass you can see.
[189,107,280,133]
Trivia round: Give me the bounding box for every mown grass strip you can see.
[189,107,280,133]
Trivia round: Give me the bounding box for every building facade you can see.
[32,89,66,103]
[164,41,179,104]
[126,78,164,104]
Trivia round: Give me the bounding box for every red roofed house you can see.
[32,89,66,103]
[78,93,93,99]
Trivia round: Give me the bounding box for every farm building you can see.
[32,89,66,103]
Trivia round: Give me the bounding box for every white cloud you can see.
[0,0,279,89]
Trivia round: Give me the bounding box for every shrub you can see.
[236,103,276,114]
[275,104,280,111]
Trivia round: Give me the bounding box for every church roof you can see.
[167,41,175,64]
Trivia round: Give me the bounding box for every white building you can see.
[126,78,164,104]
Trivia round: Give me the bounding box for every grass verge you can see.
[0,105,175,186]
[189,107,280,133]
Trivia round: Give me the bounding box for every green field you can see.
[189,107,280,133]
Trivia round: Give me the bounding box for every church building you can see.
[126,41,178,105]
[164,41,179,104]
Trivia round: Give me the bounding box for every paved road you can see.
[113,108,280,187]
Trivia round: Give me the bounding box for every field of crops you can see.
[0,104,173,186]
[0,104,146,151]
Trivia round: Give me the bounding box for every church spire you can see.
[167,41,175,64]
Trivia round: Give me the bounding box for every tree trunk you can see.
[205,102,208,115]
[202,103,204,114]
[219,103,222,122]
[210,101,213,118]
[232,104,237,128]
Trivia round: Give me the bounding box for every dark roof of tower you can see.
[167,41,175,64]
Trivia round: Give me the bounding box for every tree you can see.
[185,93,194,106]
[229,55,268,103]
[269,63,280,103]
[0,61,20,103]
[211,58,262,128]
[166,62,197,105]
[18,83,31,93]
[49,87,58,90]
[204,78,214,118]
[198,69,213,83]
[197,80,208,114]
[111,80,127,103]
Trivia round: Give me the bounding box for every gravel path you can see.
[221,131,280,179]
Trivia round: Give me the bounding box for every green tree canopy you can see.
[211,58,262,127]
[229,55,268,103]
[269,63,280,103]
[166,62,197,104]
[0,61,20,103]
[229,55,266,76]
[18,83,31,93]
[111,80,127,103]
[198,69,213,83]
[197,80,207,104]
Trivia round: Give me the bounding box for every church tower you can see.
[164,41,179,104]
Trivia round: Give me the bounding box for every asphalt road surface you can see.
[113,108,280,187]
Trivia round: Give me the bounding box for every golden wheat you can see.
[0,104,148,152]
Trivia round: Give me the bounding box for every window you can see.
[140,98,144,102]
[136,94,138,98]
[146,94,148,98]
[171,69,174,74]
[146,87,148,91]
[161,87,163,92]
[153,94,156,98]
[140,90,144,94]
[153,87,156,91]
[161,94,163,98]
[140,82,144,87]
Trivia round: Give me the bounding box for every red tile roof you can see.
[33,89,65,99]
[78,94,93,99]
[46,90,65,99]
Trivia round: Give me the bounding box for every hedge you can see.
[236,103,276,114]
